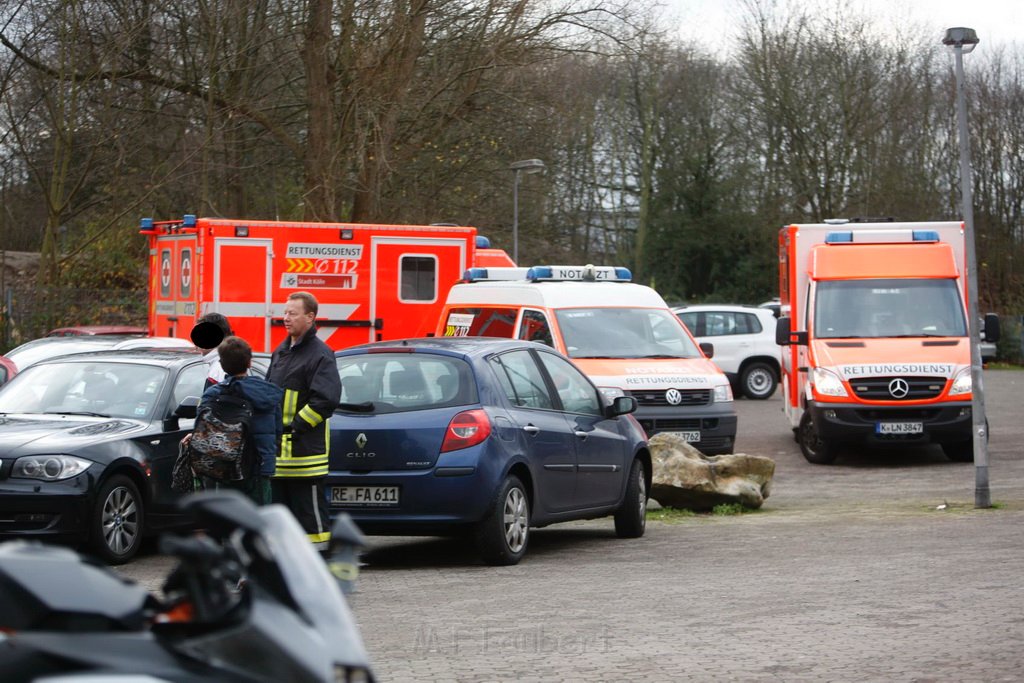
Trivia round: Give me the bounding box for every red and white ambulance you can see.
[775,220,1000,464]
[436,265,737,454]
[141,215,512,352]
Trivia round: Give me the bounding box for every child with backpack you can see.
[191,336,284,504]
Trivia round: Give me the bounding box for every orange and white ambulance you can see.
[141,215,509,352]
[776,220,1000,464]
[436,265,737,454]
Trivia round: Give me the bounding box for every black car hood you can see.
[0,414,146,457]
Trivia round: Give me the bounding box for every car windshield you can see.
[555,308,703,359]
[335,353,477,414]
[814,278,968,339]
[0,361,168,419]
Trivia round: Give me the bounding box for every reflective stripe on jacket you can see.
[266,326,341,478]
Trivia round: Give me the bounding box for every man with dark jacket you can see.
[266,291,341,552]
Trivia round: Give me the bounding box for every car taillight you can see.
[441,409,492,452]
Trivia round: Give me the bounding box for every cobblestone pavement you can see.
[122,370,1024,681]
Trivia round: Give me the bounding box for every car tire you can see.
[740,362,777,400]
[475,475,529,566]
[614,459,647,539]
[88,474,144,564]
[798,412,838,465]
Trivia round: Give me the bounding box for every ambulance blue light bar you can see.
[183,214,197,227]
[526,265,632,282]
[462,267,531,282]
[825,230,941,245]
[475,236,491,249]
[139,218,154,231]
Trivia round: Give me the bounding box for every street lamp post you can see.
[509,159,545,264]
[943,27,989,508]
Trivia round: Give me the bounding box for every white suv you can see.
[673,304,780,400]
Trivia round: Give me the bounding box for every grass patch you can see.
[646,503,760,521]
[646,507,697,523]
[985,362,1023,370]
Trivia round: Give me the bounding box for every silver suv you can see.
[673,305,780,400]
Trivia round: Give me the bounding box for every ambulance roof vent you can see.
[462,267,531,282]
[475,236,491,249]
[526,265,632,282]
[823,218,849,225]
[825,230,941,244]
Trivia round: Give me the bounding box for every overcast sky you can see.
[663,0,1022,57]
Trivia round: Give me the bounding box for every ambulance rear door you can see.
[212,237,274,352]
[372,237,469,342]
[152,233,198,339]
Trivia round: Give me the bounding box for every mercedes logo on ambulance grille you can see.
[888,378,910,399]
[665,389,683,405]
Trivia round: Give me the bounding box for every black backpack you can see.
[189,380,254,482]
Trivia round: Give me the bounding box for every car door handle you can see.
[523,425,540,436]
[574,430,589,441]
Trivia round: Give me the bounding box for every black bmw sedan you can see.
[0,349,212,563]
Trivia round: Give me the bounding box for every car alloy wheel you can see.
[476,475,530,565]
[503,486,528,554]
[90,474,144,564]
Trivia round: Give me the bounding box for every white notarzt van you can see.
[436,265,737,454]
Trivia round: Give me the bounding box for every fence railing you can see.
[1,286,147,353]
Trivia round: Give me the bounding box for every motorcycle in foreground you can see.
[0,490,374,682]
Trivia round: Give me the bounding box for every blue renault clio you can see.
[327,337,650,565]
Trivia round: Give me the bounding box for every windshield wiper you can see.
[51,411,111,418]
[337,402,375,413]
[571,355,619,359]
[632,354,686,359]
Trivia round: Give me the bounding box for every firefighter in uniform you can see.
[266,291,341,553]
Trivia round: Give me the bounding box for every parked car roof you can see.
[5,335,195,372]
[45,325,148,337]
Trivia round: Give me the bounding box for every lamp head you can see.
[943,27,979,53]
[509,158,546,174]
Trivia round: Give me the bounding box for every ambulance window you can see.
[489,351,554,410]
[400,255,437,302]
[517,310,553,347]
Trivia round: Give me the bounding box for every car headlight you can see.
[812,367,848,397]
[949,367,972,395]
[11,455,92,481]
[712,383,733,403]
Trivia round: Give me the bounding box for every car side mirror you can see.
[983,313,1000,344]
[775,317,807,346]
[165,395,201,432]
[606,395,637,417]
[699,342,714,359]
[174,396,201,420]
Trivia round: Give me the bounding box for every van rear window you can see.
[442,307,517,338]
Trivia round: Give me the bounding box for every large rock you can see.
[649,432,775,510]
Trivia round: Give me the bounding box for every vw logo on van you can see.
[665,389,683,405]
[888,378,910,399]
